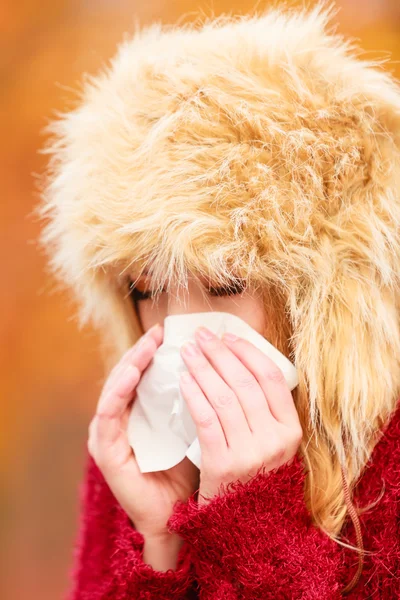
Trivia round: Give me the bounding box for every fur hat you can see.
[35,1,400,543]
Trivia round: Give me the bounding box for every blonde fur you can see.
[34,1,400,554]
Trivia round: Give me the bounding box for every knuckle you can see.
[261,365,285,385]
[234,374,257,389]
[214,393,235,407]
[95,409,112,420]
[193,361,211,376]
[196,411,216,428]
[268,443,286,462]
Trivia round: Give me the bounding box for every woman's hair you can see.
[34,0,400,559]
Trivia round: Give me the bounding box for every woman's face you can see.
[130,272,267,337]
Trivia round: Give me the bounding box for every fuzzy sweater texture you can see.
[35,3,400,598]
[65,401,400,600]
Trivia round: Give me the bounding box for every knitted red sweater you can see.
[65,404,400,599]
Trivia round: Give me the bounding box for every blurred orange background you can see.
[1,1,399,599]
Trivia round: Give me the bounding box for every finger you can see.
[95,364,141,448]
[102,346,139,397]
[222,335,300,427]
[194,327,271,433]
[97,334,158,416]
[93,335,160,464]
[179,371,228,464]
[180,342,252,448]
[102,324,163,395]
[90,408,143,499]
[101,325,163,399]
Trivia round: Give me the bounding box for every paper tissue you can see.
[126,311,299,473]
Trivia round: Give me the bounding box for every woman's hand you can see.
[179,327,303,506]
[87,323,200,541]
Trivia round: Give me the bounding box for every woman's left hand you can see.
[179,326,303,506]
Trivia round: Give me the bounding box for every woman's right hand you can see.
[87,323,200,542]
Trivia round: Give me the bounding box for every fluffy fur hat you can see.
[35,1,400,541]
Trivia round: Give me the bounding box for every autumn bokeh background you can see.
[2,1,400,599]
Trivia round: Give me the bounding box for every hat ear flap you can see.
[75,270,143,374]
[291,242,400,476]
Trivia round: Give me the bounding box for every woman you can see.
[35,3,400,598]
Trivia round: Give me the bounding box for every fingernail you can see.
[196,326,215,341]
[147,323,161,334]
[222,332,239,342]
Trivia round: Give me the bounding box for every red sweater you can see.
[65,403,400,599]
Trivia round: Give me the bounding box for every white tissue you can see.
[126,311,299,473]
